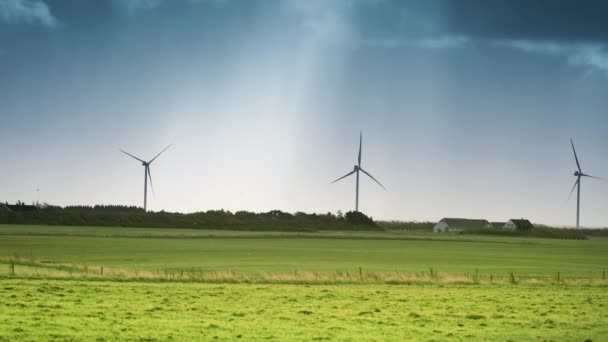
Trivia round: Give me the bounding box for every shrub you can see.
[344,211,375,226]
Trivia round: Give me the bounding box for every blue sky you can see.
[1,0,607,227]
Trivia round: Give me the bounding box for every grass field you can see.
[1,279,607,341]
[1,224,608,341]
[1,225,607,278]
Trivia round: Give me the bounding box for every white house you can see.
[503,219,533,231]
[433,218,493,233]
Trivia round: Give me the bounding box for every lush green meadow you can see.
[1,225,607,278]
[1,225,608,341]
[1,279,608,341]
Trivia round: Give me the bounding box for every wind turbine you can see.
[331,132,386,212]
[568,139,603,228]
[120,144,172,211]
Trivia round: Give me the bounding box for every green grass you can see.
[2,224,608,340]
[1,279,607,341]
[1,225,607,277]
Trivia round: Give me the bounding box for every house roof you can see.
[509,219,533,229]
[439,218,492,229]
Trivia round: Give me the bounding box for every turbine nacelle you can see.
[574,171,581,177]
[353,165,359,171]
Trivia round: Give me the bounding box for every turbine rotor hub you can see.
[574,171,580,176]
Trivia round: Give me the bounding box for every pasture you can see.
[1,224,608,341]
[1,279,607,341]
[1,225,607,278]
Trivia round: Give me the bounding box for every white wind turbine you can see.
[569,139,604,228]
[120,144,172,211]
[331,132,386,212]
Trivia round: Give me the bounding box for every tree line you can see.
[0,204,379,231]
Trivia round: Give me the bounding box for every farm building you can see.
[433,218,493,233]
[503,219,534,231]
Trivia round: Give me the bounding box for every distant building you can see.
[503,219,534,231]
[433,218,493,233]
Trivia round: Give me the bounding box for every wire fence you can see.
[2,259,607,286]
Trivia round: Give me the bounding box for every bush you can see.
[344,211,375,226]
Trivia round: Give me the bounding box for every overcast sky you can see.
[1,0,607,227]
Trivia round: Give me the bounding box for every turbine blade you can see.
[571,138,582,173]
[358,131,362,166]
[120,150,145,163]
[582,173,606,181]
[147,167,155,197]
[568,179,579,201]
[331,170,356,184]
[149,144,172,164]
[359,168,387,190]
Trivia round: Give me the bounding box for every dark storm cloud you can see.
[12,1,607,43]
[344,0,608,43]
[3,0,608,73]
[439,0,608,43]
[431,0,608,74]
[335,0,608,73]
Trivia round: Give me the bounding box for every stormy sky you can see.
[1,0,607,227]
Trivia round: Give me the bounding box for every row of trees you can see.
[0,204,379,231]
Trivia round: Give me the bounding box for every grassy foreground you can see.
[1,225,608,340]
[1,278,607,341]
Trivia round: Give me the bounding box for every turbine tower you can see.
[120,144,172,211]
[569,139,603,228]
[331,132,386,212]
